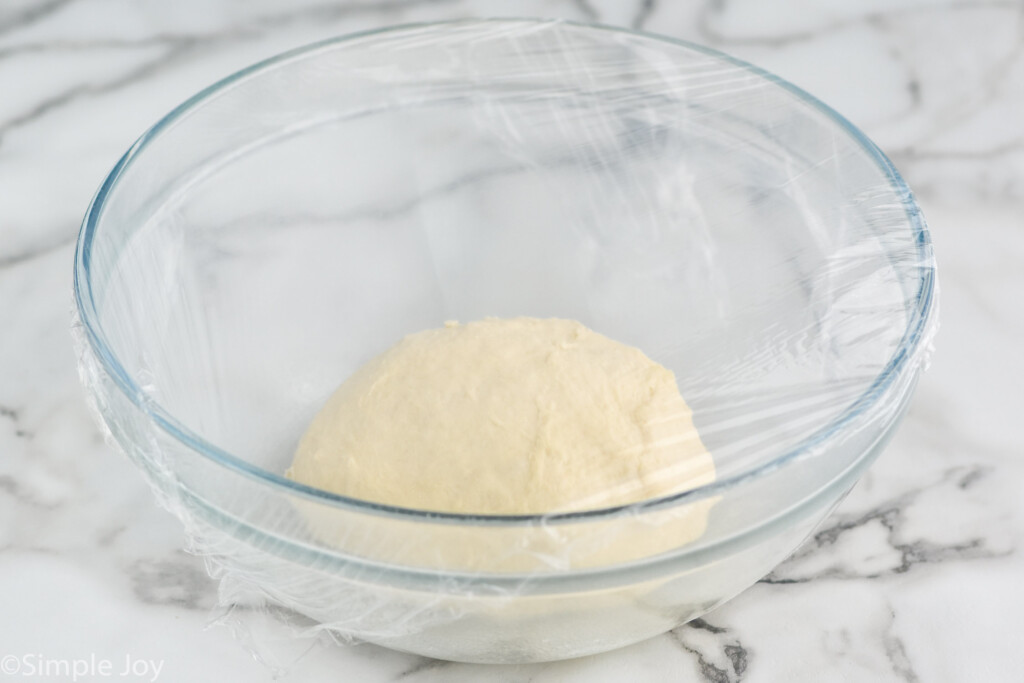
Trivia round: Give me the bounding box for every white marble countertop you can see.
[2,1,1022,681]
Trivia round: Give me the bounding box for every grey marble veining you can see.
[1,1,1022,681]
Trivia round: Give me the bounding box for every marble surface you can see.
[2,1,1022,681]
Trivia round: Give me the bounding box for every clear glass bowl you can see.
[73,20,936,664]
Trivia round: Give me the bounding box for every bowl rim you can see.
[73,17,937,526]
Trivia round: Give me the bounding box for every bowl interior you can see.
[79,21,929,516]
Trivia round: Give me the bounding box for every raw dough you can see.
[287,317,714,515]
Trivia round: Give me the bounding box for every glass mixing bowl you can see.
[73,19,937,664]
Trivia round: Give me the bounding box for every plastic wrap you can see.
[72,19,937,666]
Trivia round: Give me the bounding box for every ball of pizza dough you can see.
[287,317,714,515]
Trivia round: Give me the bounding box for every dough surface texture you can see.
[288,317,715,515]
